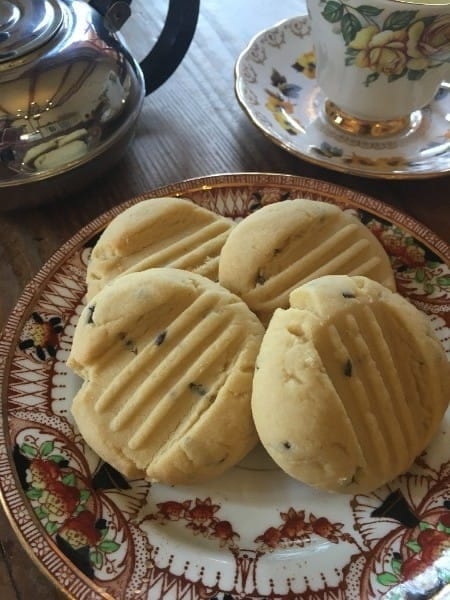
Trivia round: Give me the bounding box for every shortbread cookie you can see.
[68,268,265,484]
[218,199,395,325]
[251,275,449,494]
[86,197,234,300]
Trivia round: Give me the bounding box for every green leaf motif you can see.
[21,443,37,458]
[345,47,360,57]
[437,276,450,287]
[377,571,400,586]
[419,521,433,531]
[34,506,47,520]
[364,72,380,87]
[40,441,54,457]
[356,5,383,17]
[26,487,43,500]
[342,12,362,44]
[62,472,76,486]
[415,269,426,283]
[391,558,402,575]
[99,540,120,553]
[90,549,103,570]
[345,47,359,66]
[322,1,344,23]
[383,10,418,31]
[79,489,91,503]
[388,69,407,83]
[424,283,434,295]
[406,540,421,553]
[408,69,426,81]
[45,521,59,536]
[48,454,66,464]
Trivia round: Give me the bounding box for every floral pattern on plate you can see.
[235,16,450,179]
[0,173,449,600]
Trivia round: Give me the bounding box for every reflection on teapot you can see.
[0,0,200,210]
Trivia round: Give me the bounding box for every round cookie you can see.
[251,275,450,494]
[68,267,265,484]
[218,199,396,326]
[86,196,234,301]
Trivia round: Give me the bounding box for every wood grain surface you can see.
[0,1,449,598]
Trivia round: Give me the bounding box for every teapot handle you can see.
[90,0,200,95]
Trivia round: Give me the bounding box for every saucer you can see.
[235,15,450,179]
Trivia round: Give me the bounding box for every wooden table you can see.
[0,1,449,598]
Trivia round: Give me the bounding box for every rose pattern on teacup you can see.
[319,0,450,86]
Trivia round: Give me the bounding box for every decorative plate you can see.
[235,16,450,180]
[1,173,449,600]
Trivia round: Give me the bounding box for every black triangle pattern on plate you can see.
[91,461,132,491]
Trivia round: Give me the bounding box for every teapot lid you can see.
[0,0,63,62]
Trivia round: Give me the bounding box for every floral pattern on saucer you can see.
[235,16,450,179]
[0,174,449,599]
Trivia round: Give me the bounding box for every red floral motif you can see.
[400,556,425,580]
[359,477,450,596]
[211,520,240,547]
[186,497,220,534]
[310,514,347,544]
[155,500,191,521]
[19,439,122,578]
[18,312,63,360]
[27,458,61,489]
[440,513,450,529]
[39,480,80,524]
[280,508,311,541]
[255,508,355,550]
[59,511,102,549]
[254,526,282,549]
[366,220,427,268]
[149,497,240,549]
[417,528,450,565]
[365,217,450,309]
[377,519,450,590]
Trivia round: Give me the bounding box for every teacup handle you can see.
[90,0,200,95]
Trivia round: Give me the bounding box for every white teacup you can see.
[306,0,450,136]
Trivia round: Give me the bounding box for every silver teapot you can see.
[0,0,199,210]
